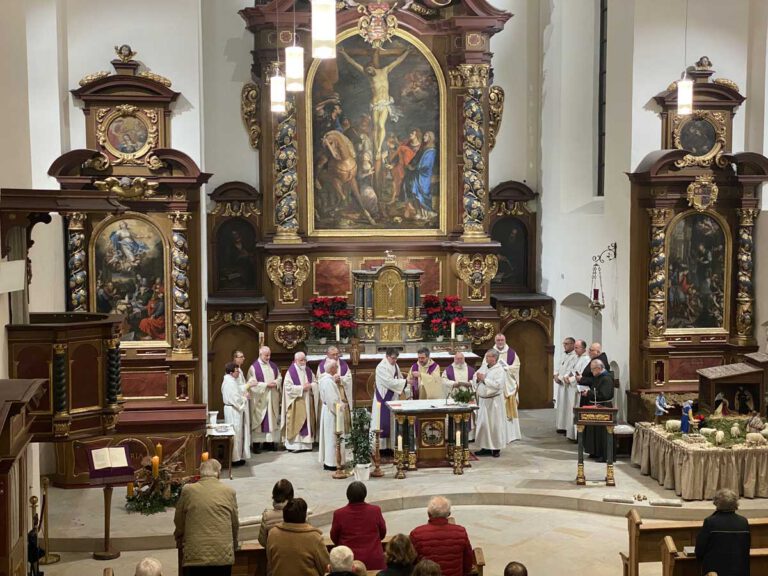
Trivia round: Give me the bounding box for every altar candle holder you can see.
[452,444,464,475]
[394,449,407,479]
[333,431,347,479]
[371,429,384,478]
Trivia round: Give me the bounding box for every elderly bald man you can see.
[575,342,609,401]
[409,496,474,576]
[581,358,614,462]
[281,351,318,452]
[246,345,282,452]
[318,359,352,470]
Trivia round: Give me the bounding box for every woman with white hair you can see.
[695,488,750,576]
[327,546,357,576]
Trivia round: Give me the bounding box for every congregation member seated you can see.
[377,533,418,576]
[695,488,751,576]
[409,496,473,576]
[331,481,387,570]
[352,559,368,576]
[258,479,294,547]
[173,459,239,576]
[134,557,163,576]
[412,559,443,576]
[504,561,528,576]
[328,545,359,576]
[266,497,330,576]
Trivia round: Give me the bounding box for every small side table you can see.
[206,424,235,480]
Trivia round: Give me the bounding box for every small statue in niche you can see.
[734,386,755,415]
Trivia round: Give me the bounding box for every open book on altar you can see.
[87,446,134,484]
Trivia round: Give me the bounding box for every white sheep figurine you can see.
[715,431,725,445]
[665,419,682,432]
[730,424,741,438]
[699,427,716,437]
[762,429,768,439]
[746,432,768,446]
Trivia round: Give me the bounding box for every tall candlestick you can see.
[156,442,162,462]
[456,430,461,446]
[201,451,209,462]
[451,321,456,340]
[397,434,403,452]
[336,403,343,433]
[376,400,381,431]
[336,323,341,341]
[151,455,159,479]
[127,483,134,498]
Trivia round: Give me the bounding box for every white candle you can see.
[336,323,341,341]
[336,403,343,433]
[375,400,381,431]
[397,434,403,452]
[451,321,456,340]
[456,430,461,446]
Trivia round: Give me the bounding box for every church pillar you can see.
[735,208,759,344]
[65,212,87,311]
[169,211,193,354]
[646,208,673,345]
[273,88,301,243]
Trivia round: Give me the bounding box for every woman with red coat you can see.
[330,481,387,570]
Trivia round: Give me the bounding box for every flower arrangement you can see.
[125,450,189,515]
[310,296,357,340]
[422,294,468,339]
[422,294,445,339]
[441,295,469,336]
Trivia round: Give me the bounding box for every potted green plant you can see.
[350,407,372,481]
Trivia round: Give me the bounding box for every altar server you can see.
[371,348,411,450]
[221,362,250,464]
[318,359,352,470]
[409,347,442,400]
[231,349,251,445]
[554,337,576,432]
[246,346,282,451]
[474,349,510,457]
[481,334,522,442]
[281,351,318,452]
[562,339,590,441]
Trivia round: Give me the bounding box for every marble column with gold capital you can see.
[450,63,491,242]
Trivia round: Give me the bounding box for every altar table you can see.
[386,399,478,469]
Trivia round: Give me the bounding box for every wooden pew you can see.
[232,536,485,576]
[661,535,768,576]
[624,509,768,576]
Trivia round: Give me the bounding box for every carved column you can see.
[273,89,300,243]
[52,343,70,437]
[451,64,490,242]
[646,208,673,344]
[66,212,87,312]
[169,212,193,354]
[735,208,759,343]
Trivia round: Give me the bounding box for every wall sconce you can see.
[589,242,617,316]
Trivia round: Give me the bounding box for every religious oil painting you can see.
[215,218,258,293]
[93,217,168,344]
[308,31,445,235]
[105,114,149,155]
[491,217,528,288]
[666,213,727,330]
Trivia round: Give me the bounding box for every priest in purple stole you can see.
[371,348,411,450]
[409,347,443,400]
[281,351,318,451]
[481,333,522,442]
[443,351,476,439]
[246,346,282,451]
[316,345,353,409]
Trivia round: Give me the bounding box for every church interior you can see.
[3,0,768,575]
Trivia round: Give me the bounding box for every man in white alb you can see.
[443,351,477,440]
[246,346,282,452]
[554,337,577,433]
[316,346,353,407]
[318,359,352,471]
[281,351,318,452]
[371,347,411,450]
[481,333,522,442]
[473,349,509,457]
[221,362,250,465]
[562,339,590,441]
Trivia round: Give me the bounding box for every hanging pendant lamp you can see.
[312,0,336,59]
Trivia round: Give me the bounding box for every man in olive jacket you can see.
[174,459,239,576]
[267,498,330,576]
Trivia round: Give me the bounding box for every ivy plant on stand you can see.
[350,407,373,481]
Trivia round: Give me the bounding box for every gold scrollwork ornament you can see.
[357,3,398,48]
[79,71,111,86]
[488,85,505,150]
[241,82,261,149]
[96,104,158,166]
[686,174,719,211]
[672,110,728,168]
[266,255,310,304]
[467,321,494,345]
[94,176,159,199]
[456,254,498,301]
[274,323,308,350]
[138,71,172,87]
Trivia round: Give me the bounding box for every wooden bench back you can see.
[661,534,768,576]
[626,509,768,576]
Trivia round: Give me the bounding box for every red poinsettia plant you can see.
[421,294,468,338]
[442,295,469,336]
[309,297,357,340]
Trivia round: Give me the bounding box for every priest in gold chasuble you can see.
[281,351,318,452]
[409,347,443,400]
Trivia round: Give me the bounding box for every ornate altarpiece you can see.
[39,50,210,485]
[238,1,513,404]
[627,58,768,422]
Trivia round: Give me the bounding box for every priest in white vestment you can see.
[554,337,577,432]
[316,346,353,407]
[221,362,250,464]
[443,351,476,439]
[473,349,509,457]
[246,346,282,451]
[318,359,352,470]
[563,339,590,441]
[281,351,318,451]
[481,333,522,442]
[409,347,443,400]
[371,347,411,450]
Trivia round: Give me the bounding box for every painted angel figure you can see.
[107,221,148,272]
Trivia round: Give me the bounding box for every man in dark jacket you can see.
[576,342,609,397]
[695,488,751,576]
[409,496,474,576]
[331,481,387,570]
[581,359,614,462]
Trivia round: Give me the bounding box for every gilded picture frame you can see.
[96,104,158,166]
[671,110,727,168]
[306,28,447,237]
[89,214,172,348]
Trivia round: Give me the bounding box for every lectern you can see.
[574,406,618,486]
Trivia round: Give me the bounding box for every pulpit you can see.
[353,255,423,347]
[574,405,618,487]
